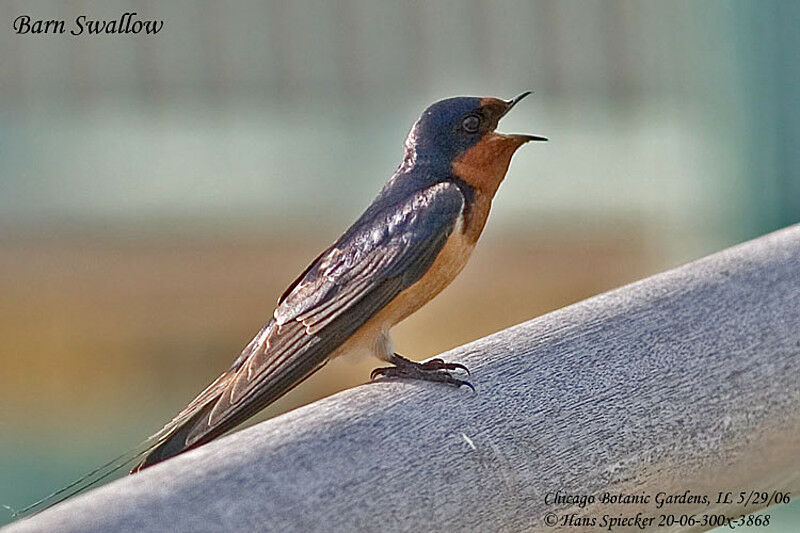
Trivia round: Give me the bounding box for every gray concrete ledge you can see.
[6,225,800,532]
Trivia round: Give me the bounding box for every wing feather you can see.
[138,182,465,466]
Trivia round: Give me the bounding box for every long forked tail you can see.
[16,316,333,515]
[131,352,328,472]
[129,370,236,472]
[11,436,161,517]
[13,372,233,518]
[129,398,223,472]
[132,318,335,472]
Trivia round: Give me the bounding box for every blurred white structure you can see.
[1,0,798,261]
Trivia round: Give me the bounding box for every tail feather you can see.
[11,437,158,517]
[131,362,320,472]
[130,372,236,472]
[13,373,234,517]
[130,402,220,472]
[131,326,331,472]
[17,317,329,515]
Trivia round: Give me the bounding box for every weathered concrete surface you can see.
[6,225,800,532]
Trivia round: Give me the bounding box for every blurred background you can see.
[1,0,799,528]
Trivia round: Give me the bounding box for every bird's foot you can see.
[370,353,474,391]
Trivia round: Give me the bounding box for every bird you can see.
[131,92,545,471]
[17,92,545,514]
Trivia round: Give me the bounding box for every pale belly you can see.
[330,216,477,362]
[379,217,475,326]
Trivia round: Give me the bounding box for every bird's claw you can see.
[420,358,471,376]
[370,363,475,392]
[453,377,476,392]
[370,367,388,381]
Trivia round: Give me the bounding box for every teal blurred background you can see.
[1,0,798,528]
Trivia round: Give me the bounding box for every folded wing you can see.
[133,181,465,470]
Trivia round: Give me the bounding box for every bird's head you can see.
[403,92,546,195]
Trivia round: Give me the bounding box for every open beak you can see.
[499,91,548,142]
[503,91,532,115]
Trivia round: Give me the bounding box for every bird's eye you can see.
[461,115,481,133]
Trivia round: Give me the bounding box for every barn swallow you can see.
[16,94,544,518]
[123,92,545,471]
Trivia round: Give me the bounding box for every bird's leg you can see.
[370,353,474,391]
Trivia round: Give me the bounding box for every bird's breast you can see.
[330,191,493,362]
[374,193,492,330]
[384,215,474,323]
